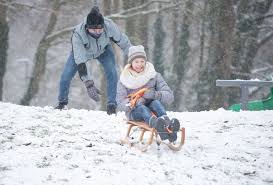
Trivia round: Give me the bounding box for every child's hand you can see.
[143,90,162,100]
[143,89,155,99]
[135,97,145,107]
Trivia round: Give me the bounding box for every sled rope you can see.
[127,88,148,108]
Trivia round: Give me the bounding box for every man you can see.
[55,6,132,115]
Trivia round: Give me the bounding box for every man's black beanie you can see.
[86,6,104,29]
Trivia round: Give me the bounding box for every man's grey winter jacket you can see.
[72,17,131,65]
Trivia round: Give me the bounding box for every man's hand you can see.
[84,80,101,102]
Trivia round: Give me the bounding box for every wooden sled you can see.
[121,120,185,152]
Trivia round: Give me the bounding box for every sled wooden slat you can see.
[121,121,156,152]
[121,120,185,152]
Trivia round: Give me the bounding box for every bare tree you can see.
[227,0,273,105]
[208,0,236,109]
[195,0,209,111]
[232,0,273,75]
[20,0,64,105]
[171,0,194,110]
[0,2,8,100]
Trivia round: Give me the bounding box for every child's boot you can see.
[168,118,180,142]
[149,117,169,140]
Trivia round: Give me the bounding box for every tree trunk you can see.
[229,0,273,105]
[211,0,235,109]
[202,0,236,110]
[0,4,8,101]
[139,0,149,55]
[100,0,114,110]
[169,0,179,111]
[103,0,112,15]
[195,1,209,111]
[20,0,62,105]
[152,14,165,76]
[171,0,193,111]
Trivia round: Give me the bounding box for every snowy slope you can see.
[0,102,273,185]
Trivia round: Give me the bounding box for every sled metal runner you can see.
[121,120,185,152]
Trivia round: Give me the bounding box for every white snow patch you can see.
[0,102,273,185]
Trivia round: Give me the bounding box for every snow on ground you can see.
[0,102,272,185]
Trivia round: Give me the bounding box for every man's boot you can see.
[106,103,117,115]
[54,102,68,110]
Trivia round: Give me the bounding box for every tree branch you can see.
[119,0,171,15]
[44,1,184,43]
[255,14,273,22]
[1,0,172,15]
[231,70,251,78]
[0,0,55,13]
[257,31,273,48]
[45,26,75,43]
[257,25,273,30]
[107,2,183,19]
[252,66,273,74]
[256,61,273,68]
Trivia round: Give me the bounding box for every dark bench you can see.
[216,80,273,110]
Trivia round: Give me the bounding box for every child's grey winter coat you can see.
[116,72,174,119]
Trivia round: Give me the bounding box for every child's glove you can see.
[84,80,101,102]
[143,89,162,100]
[135,97,146,107]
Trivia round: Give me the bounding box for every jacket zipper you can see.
[96,39,99,51]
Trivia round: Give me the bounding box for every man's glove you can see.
[143,89,162,100]
[84,80,101,102]
[107,103,117,115]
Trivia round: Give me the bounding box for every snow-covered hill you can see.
[0,102,272,185]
